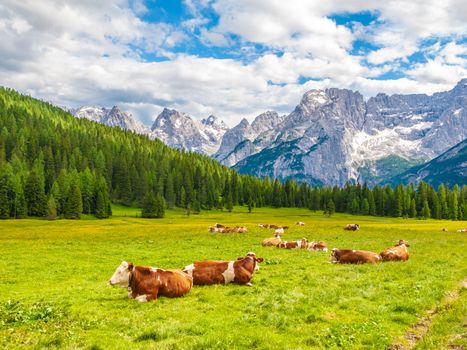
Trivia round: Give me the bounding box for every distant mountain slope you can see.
[229,79,467,186]
[386,139,467,187]
[151,108,228,154]
[70,106,150,134]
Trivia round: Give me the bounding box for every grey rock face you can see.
[150,108,228,155]
[231,79,467,186]
[71,106,150,134]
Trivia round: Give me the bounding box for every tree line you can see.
[0,87,465,220]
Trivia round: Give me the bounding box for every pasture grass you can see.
[0,206,466,349]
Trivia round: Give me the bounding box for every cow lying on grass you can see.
[380,240,410,261]
[278,238,308,249]
[331,248,381,264]
[295,221,305,226]
[208,226,248,233]
[344,224,360,231]
[183,252,263,286]
[109,261,193,302]
[262,232,282,246]
[307,241,328,252]
[457,228,467,232]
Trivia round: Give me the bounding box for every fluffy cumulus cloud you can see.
[0,0,465,126]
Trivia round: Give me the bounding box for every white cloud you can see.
[0,0,465,128]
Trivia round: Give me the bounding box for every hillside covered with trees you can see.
[0,87,466,220]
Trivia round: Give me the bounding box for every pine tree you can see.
[225,192,233,212]
[95,178,111,219]
[368,192,376,216]
[25,170,47,217]
[448,192,458,220]
[47,195,57,220]
[142,192,157,218]
[421,200,431,219]
[326,199,335,216]
[0,170,9,219]
[361,198,370,215]
[154,194,166,218]
[409,199,417,218]
[247,198,254,213]
[64,182,82,219]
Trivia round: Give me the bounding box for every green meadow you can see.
[1,206,466,349]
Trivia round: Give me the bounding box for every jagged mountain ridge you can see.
[231,79,467,186]
[386,139,467,188]
[69,79,466,186]
[70,106,150,135]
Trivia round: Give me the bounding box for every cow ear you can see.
[256,257,264,263]
[128,262,134,271]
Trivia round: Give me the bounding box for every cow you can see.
[215,223,225,228]
[183,252,264,286]
[262,232,282,246]
[208,226,221,232]
[108,261,193,302]
[344,224,360,231]
[295,221,305,226]
[278,238,308,249]
[235,226,248,233]
[331,248,381,264]
[307,241,328,252]
[380,240,410,261]
[457,228,467,232]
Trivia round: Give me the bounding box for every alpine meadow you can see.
[1,1,467,349]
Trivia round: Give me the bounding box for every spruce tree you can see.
[361,198,370,215]
[47,195,57,220]
[25,170,47,217]
[0,171,9,219]
[247,198,254,213]
[154,194,166,218]
[64,182,82,219]
[421,200,431,219]
[226,192,234,212]
[409,199,417,218]
[141,192,157,218]
[94,177,111,219]
[326,199,335,216]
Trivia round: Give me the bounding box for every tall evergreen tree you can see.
[64,182,82,219]
[25,170,47,217]
[47,195,57,220]
[141,192,157,218]
[421,200,431,219]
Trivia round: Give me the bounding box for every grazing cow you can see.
[278,238,308,249]
[108,261,193,302]
[344,224,360,231]
[183,252,264,286]
[441,228,448,232]
[295,221,305,226]
[380,240,410,262]
[457,228,467,232]
[307,241,328,252]
[262,232,282,247]
[331,248,381,264]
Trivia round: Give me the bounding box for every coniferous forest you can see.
[0,87,466,220]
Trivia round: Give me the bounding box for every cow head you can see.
[396,239,410,247]
[330,248,339,263]
[239,252,264,271]
[282,226,289,230]
[109,261,134,287]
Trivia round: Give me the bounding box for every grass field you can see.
[1,206,466,349]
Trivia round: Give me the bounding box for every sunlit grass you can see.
[0,207,466,349]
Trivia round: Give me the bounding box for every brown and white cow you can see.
[295,221,305,226]
[234,226,248,233]
[262,232,282,246]
[331,248,381,264]
[307,241,328,252]
[457,228,467,232]
[183,252,264,286]
[380,240,410,261]
[344,224,360,231]
[215,223,225,228]
[278,238,308,249]
[109,261,193,302]
[441,228,448,232]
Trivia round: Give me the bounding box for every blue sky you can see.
[0,0,465,125]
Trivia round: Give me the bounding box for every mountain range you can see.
[69,79,467,186]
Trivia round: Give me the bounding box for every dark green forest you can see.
[0,87,466,220]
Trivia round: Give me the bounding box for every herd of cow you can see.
[109,221,464,302]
